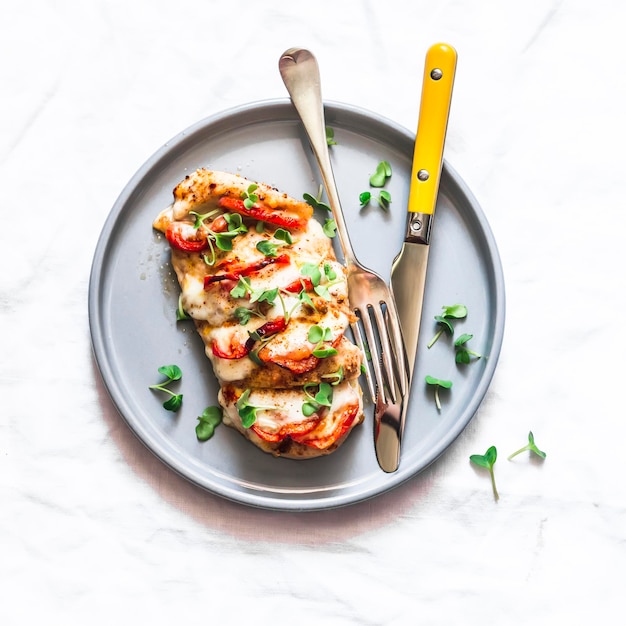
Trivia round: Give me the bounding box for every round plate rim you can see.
[88,98,506,511]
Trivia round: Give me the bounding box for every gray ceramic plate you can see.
[89,99,505,511]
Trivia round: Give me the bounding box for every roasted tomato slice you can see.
[204,254,291,286]
[211,317,287,360]
[282,276,314,294]
[211,339,249,360]
[292,402,360,449]
[250,417,319,443]
[261,353,320,374]
[243,317,287,352]
[165,222,208,252]
[218,196,308,230]
[257,333,342,373]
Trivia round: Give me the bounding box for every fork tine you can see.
[357,306,389,405]
[384,298,410,396]
[370,302,398,404]
[350,320,375,403]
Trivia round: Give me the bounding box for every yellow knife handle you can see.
[408,43,457,215]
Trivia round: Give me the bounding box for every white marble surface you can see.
[2,0,625,623]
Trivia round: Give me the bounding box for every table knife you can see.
[390,43,457,406]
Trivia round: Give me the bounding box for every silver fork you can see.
[278,48,408,431]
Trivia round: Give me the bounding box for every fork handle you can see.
[278,48,358,268]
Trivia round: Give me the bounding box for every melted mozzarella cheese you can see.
[207,350,256,382]
[220,379,362,434]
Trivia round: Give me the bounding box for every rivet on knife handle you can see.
[408,43,457,221]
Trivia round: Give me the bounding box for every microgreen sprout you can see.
[296,285,316,311]
[189,210,248,266]
[326,126,337,146]
[302,382,334,416]
[470,446,499,501]
[302,187,337,237]
[189,208,220,229]
[454,333,483,364]
[236,389,276,428]
[308,325,338,358]
[508,431,547,461]
[369,160,392,187]
[427,304,468,348]
[241,183,259,209]
[148,365,183,412]
[195,406,223,441]
[300,261,343,302]
[323,262,337,281]
[176,293,190,321]
[230,276,279,305]
[303,185,331,212]
[233,306,265,326]
[425,375,452,411]
[300,262,322,285]
[323,217,337,238]
[359,189,392,211]
[321,365,344,386]
[256,227,293,257]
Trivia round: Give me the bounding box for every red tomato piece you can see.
[250,416,320,443]
[258,332,343,373]
[282,276,314,293]
[211,317,286,360]
[293,402,360,449]
[211,339,250,360]
[204,254,290,287]
[218,196,308,230]
[166,222,208,252]
[260,353,320,374]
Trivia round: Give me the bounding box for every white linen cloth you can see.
[2,0,625,623]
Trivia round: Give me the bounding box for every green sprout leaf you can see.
[195,406,223,441]
[378,189,392,211]
[256,240,280,257]
[322,218,337,238]
[369,160,392,187]
[326,126,337,146]
[230,277,250,299]
[148,365,183,412]
[300,262,322,287]
[424,375,452,411]
[189,208,220,229]
[162,395,183,412]
[255,227,293,257]
[321,365,344,386]
[302,382,334,416]
[308,325,338,359]
[235,389,278,429]
[235,389,256,428]
[189,209,248,264]
[274,228,293,244]
[508,431,547,461]
[454,333,483,364]
[303,186,331,212]
[234,306,264,326]
[427,304,468,348]
[470,445,499,501]
[359,189,392,210]
[323,262,337,281]
[213,213,248,251]
[176,293,190,321]
[241,183,259,209]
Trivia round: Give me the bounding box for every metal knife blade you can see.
[391,43,457,393]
